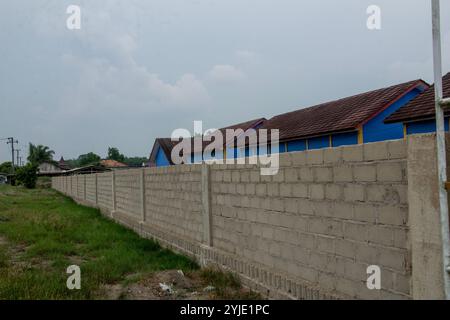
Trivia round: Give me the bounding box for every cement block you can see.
[364,142,389,161]
[353,165,377,182]
[333,166,353,182]
[377,162,404,182]
[342,145,363,162]
[343,184,365,202]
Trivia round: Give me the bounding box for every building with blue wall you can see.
[149,118,266,167]
[149,138,176,167]
[385,72,450,135]
[150,79,429,167]
[259,79,427,154]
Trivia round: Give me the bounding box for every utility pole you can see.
[431,0,450,300]
[6,137,18,173]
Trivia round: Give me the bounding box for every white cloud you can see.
[32,2,211,115]
[207,64,246,83]
[60,52,210,116]
[147,73,210,107]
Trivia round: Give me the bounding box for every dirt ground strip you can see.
[98,269,259,300]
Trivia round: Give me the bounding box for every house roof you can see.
[148,138,179,166]
[148,79,428,163]
[261,79,428,141]
[148,118,266,165]
[100,159,127,168]
[58,157,71,170]
[192,117,266,153]
[385,73,450,124]
[39,158,72,171]
[64,165,111,175]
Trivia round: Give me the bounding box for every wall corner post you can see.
[407,134,447,299]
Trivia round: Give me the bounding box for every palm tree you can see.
[27,143,55,165]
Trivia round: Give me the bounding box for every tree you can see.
[28,143,55,165]
[15,163,38,189]
[77,152,101,167]
[64,159,79,169]
[124,157,148,167]
[0,162,12,174]
[107,147,125,162]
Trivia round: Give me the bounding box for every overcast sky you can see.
[1,0,450,163]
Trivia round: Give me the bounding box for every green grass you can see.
[199,268,261,300]
[0,185,198,299]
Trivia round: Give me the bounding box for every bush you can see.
[0,161,12,174]
[15,164,38,189]
[36,176,52,188]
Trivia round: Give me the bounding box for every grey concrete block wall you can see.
[115,170,141,218]
[71,176,77,198]
[97,172,113,209]
[51,136,447,300]
[85,175,96,203]
[142,165,203,244]
[209,140,409,300]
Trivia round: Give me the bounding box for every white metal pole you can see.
[431,0,450,300]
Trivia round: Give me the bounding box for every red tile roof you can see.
[385,73,450,123]
[262,80,427,141]
[149,118,266,165]
[194,118,266,153]
[100,159,127,168]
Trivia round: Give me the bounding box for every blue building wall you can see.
[287,140,307,152]
[155,147,170,167]
[247,146,258,157]
[363,88,423,143]
[406,118,450,135]
[308,136,330,150]
[332,132,358,147]
[203,150,224,161]
[193,152,203,163]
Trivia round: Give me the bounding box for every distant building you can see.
[100,159,127,168]
[148,118,266,167]
[0,173,7,184]
[38,161,64,174]
[148,138,179,167]
[38,157,71,176]
[63,165,111,175]
[58,157,71,171]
